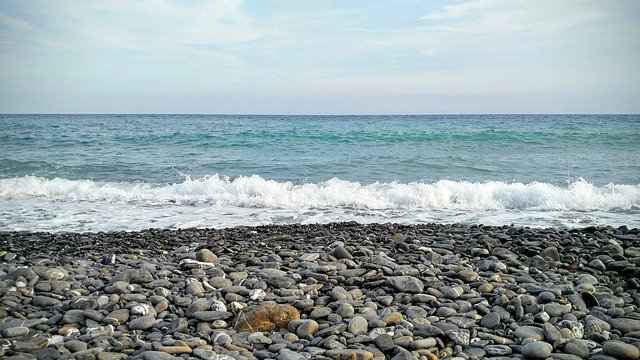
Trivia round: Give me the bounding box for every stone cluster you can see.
[1,222,639,359]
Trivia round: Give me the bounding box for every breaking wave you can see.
[2,175,638,212]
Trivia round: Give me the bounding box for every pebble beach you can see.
[1,222,640,360]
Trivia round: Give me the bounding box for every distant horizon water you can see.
[1,114,639,232]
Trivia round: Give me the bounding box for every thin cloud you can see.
[422,0,498,20]
[346,27,377,33]
[30,1,274,51]
[0,13,32,30]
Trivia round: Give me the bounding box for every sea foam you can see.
[1,175,638,211]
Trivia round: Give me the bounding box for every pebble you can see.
[387,276,424,293]
[128,315,156,330]
[602,340,640,359]
[480,312,501,328]
[295,319,319,337]
[0,223,638,360]
[521,341,553,358]
[515,325,546,341]
[373,333,395,352]
[348,316,368,336]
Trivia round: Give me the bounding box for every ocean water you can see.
[1,114,639,232]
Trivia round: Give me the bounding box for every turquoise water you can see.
[1,114,639,231]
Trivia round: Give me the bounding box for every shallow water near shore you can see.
[1,114,639,232]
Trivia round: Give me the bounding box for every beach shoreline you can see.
[1,222,639,359]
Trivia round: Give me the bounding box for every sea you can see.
[1,114,639,233]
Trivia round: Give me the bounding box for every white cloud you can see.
[0,13,32,30]
[346,27,377,33]
[29,0,274,52]
[422,0,498,20]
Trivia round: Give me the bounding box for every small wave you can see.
[1,175,638,212]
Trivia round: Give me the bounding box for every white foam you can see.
[1,175,638,232]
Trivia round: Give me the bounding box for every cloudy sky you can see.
[0,1,638,114]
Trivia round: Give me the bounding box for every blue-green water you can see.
[1,114,639,231]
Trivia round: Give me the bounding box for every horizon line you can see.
[2,112,639,116]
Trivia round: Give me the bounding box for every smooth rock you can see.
[348,316,368,336]
[128,315,156,330]
[387,276,424,293]
[602,340,640,359]
[234,303,300,332]
[521,341,553,359]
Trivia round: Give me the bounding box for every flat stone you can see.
[609,318,640,334]
[112,268,153,284]
[564,339,591,359]
[192,311,233,321]
[31,296,62,307]
[97,352,128,360]
[484,345,512,356]
[277,349,308,360]
[543,303,572,318]
[11,335,49,352]
[480,312,501,329]
[310,307,332,319]
[458,270,479,282]
[139,351,180,360]
[2,326,29,338]
[104,309,130,326]
[64,340,88,353]
[329,286,352,301]
[386,276,424,293]
[602,340,640,359]
[373,333,395,352]
[441,285,464,299]
[325,349,373,360]
[521,341,553,359]
[128,315,156,330]
[515,325,545,341]
[409,338,437,350]
[62,309,85,324]
[542,322,563,342]
[445,329,470,346]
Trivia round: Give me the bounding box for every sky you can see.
[0,0,639,114]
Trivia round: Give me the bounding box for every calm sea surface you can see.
[1,114,639,232]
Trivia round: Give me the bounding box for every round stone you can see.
[336,303,355,318]
[436,306,457,318]
[480,313,501,329]
[211,332,232,346]
[296,319,319,338]
[521,341,553,359]
[458,270,479,282]
[310,307,332,319]
[128,315,156,330]
[196,249,217,262]
[538,291,555,303]
[348,316,368,336]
